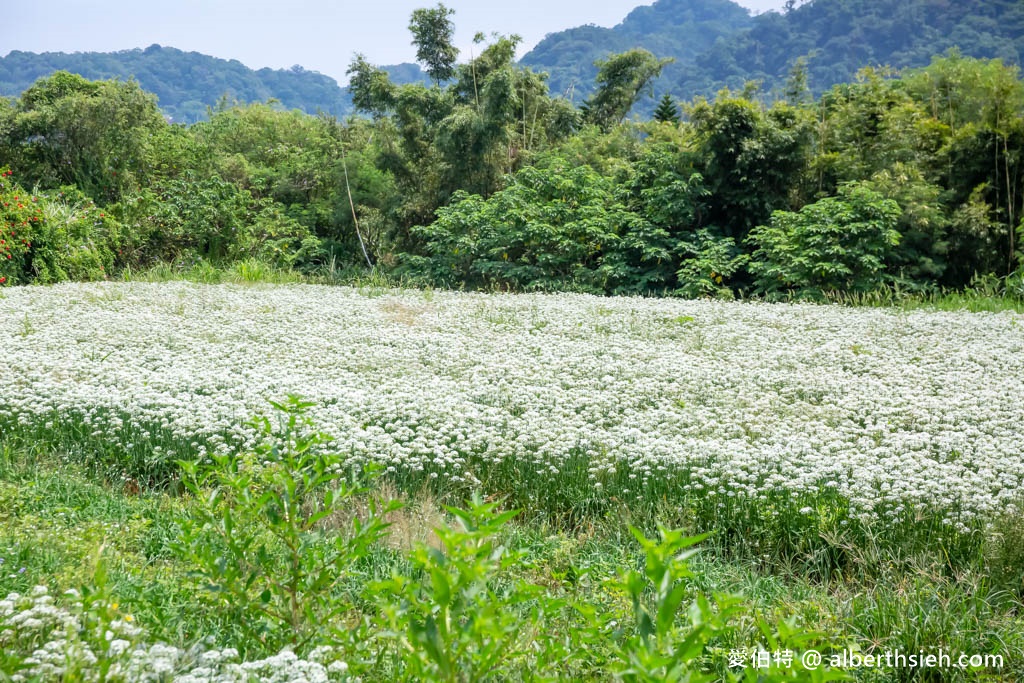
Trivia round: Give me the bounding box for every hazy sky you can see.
[2,1,787,84]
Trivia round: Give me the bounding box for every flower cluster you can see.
[1,282,1022,526]
[0,586,350,682]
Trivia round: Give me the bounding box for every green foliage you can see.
[0,169,42,286]
[585,50,672,131]
[349,23,575,241]
[690,94,814,243]
[409,160,665,294]
[173,396,399,652]
[348,54,397,119]
[0,169,120,285]
[520,0,753,111]
[861,164,950,284]
[5,33,1024,298]
[1,405,1020,681]
[409,4,460,86]
[748,183,902,296]
[0,45,353,124]
[6,72,165,205]
[606,527,726,682]
[371,496,551,681]
[148,174,256,262]
[689,0,1024,103]
[29,185,123,283]
[675,229,747,299]
[5,0,1024,125]
[985,505,1024,601]
[523,0,1024,117]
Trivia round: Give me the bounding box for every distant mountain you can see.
[688,0,1024,98]
[0,45,428,123]
[521,0,752,103]
[523,0,1024,109]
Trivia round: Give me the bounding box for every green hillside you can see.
[688,0,1024,98]
[4,0,1024,122]
[0,46,426,123]
[521,0,752,103]
[0,45,356,123]
[522,0,1024,109]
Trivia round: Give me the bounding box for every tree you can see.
[584,49,672,131]
[689,93,814,244]
[347,54,397,118]
[653,94,680,124]
[409,3,459,86]
[784,57,811,106]
[9,71,166,203]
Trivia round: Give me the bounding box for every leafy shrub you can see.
[0,169,120,285]
[408,161,665,294]
[149,174,255,262]
[32,185,122,283]
[110,175,318,268]
[8,72,165,205]
[675,229,747,298]
[370,496,561,681]
[0,168,43,286]
[748,183,902,297]
[174,396,399,652]
[240,204,319,267]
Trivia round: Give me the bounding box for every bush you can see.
[675,229,747,299]
[748,183,902,297]
[408,161,665,294]
[0,169,120,285]
[0,168,43,286]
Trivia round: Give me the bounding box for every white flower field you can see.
[2,281,1022,528]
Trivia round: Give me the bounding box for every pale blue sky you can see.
[2,1,787,84]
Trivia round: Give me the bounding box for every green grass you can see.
[118,257,412,290]
[1,437,1021,681]
[822,281,1024,313]
[109,258,1024,314]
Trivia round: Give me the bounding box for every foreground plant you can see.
[174,395,399,652]
[368,495,566,681]
[582,526,846,683]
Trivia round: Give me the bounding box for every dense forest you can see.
[528,0,1024,109]
[521,0,752,104]
[2,3,1024,300]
